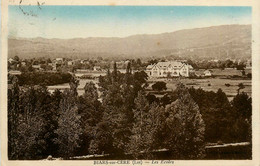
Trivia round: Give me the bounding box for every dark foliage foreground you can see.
[15,72,72,86]
[8,63,251,160]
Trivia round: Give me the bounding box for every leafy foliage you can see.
[54,106,82,158]
[16,115,46,159]
[230,92,252,142]
[16,72,72,86]
[128,91,153,159]
[8,62,251,160]
[152,81,167,91]
[188,87,251,143]
[8,78,52,159]
[164,84,205,159]
[54,77,83,158]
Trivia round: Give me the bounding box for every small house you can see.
[93,66,101,71]
[204,70,212,77]
[67,61,74,66]
[8,58,17,64]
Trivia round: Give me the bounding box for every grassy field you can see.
[147,77,251,100]
[47,70,251,101]
[48,79,99,96]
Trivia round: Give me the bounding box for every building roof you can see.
[32,65,41,68]
[187,65,194,69]
[8,70,22,75]
[146,64,155,70]
[56,58,63,61]
[204,69,212,73]
[146,61,192,70]
[156,61,184,69]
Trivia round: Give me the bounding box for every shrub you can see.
[151,81,167,91]
[225,83,231,87]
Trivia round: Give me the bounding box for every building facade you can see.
[146,61,193,78]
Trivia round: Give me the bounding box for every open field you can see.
[47,69,251,101]
[147,78,251,100]
[48,79,99,96]
[48,77,251,101]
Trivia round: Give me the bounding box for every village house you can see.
[53,58,64,65]
[8,58,17,64]
[32,65,43,71]
[193,69,213,77]
[55,58,64,62]
[146,61,193,78]
[204,70,212,77]
[21,61,27,66]
[245,59,252,69]
[80,60,90,64]
[93,66,101,71]
[67,60,74,66]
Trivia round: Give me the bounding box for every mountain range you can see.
[8,24,251,60]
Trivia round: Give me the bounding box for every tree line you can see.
[8,62,251,160]
[13,72,72,86]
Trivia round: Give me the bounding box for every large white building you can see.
[146,61,193,78]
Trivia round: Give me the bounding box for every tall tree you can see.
[10,85,51,159]
[112,62,118,82]
[230,92,252,142]
[128,91,162,159]
[8,76,20,159]
[77,81,103,155]
[45,89,63,157]
[164,83,205,159]
[13,55,20,62]
[69,76,79,97]
[232,92,251,120]
[125,62,132,84]
[188,87,234,142]
[54,105,82,158]
[16,113,46,159]
[95,67,149,156]
[53,77,82,158]
[83,81,98,100]
[237,83,245,94]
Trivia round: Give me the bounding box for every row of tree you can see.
[14,72,72,86]
[8,62,251,160]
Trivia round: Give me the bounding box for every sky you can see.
[8,6,252,39]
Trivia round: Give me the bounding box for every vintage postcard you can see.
[1,0,260,166]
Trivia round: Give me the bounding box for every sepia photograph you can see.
[2,1,259,164]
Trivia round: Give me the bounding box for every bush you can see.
[146,93,159,104]
[151,81,167,91]
[225,83,231,87]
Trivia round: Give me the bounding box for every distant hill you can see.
[8,24,251,60]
